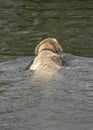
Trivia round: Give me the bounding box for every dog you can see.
[29,38,63,77]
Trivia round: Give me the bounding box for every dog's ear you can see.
[35,43,40,55]
[54,43,63,53]
[53,39,63,53]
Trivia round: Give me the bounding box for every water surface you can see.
[0,0,93,60]
[0,54,93,130]
[0,0,93,130]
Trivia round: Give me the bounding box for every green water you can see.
[0,0,93,62]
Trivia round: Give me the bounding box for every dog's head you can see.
[35,38,63,55]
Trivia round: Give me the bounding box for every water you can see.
[0,0,93,130]
[0,54,93,130]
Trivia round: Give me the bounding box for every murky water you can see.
[0,54,93,130]
[0,0,93,130]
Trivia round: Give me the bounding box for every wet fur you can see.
[29,38,63,76]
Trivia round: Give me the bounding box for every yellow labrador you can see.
[29,38,63,76]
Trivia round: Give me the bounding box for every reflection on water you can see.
[0,54,93,130]
[0,0,93,130]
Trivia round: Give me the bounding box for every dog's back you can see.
[30,50,62,71]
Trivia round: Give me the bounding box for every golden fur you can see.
[29,38,63,75]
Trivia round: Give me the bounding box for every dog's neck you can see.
[39,48,56,53]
